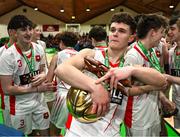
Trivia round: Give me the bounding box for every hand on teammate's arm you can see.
[31,72,46,87]
[159,92,176,113]
[96,66,167,89]
[163,74,180,85]
[90,81,110,117]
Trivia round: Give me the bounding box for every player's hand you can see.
[31,73,46,87]
[90,83,110,117]
[96,66,133,89]
[161,97,176,113]
[37,82,56,92]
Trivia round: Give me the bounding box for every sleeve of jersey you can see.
[124,49,140,67]
[0,51,14,75]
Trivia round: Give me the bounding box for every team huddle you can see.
[0,11,179,137]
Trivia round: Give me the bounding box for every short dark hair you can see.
[55,31,78,47]
[89,26,107,41]
[136,14,168,39]
[169,16,179,26]
[110,12,136,34]
[7,15,33,30]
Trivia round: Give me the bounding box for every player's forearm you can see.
[4,85,37,95]
[131,67,167,87]
[128,85,162,96]
[166,75,180,85]
[55,64,96,93]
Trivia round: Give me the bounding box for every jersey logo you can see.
[43,112,49,119]
[17,60,22,67]
[35,55,41,62]
[110,88,124,105]
[171,69,180,77]
[19,70,40,85]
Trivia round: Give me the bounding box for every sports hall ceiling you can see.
[0,0,179,23]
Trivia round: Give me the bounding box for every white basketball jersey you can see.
[56,48,78,93]
[0,42,46,115]
[124,42,160,130]
[66,49,128,137]
[169,46,180,109]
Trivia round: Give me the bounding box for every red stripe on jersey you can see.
[9,81,15,115]
[14,42,33,57]
[102,50,106,58]
[124,96,133,128]
[66,113,72,129]
[0,83,5,109]
[9,95,15,115]
[4,45,8,49]
[101,50,119,67]
[134,45,149,61]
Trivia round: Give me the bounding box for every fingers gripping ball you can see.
[66,87,101,123]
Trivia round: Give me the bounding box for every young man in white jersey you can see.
[54,12,167,137]
[46,31,78,136]
[0,15,56,136]
[0,14,17,128]
[119,14,169,136]
[164,17,180,129]
[31,24,55,112]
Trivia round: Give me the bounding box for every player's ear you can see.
[128,34,136,43]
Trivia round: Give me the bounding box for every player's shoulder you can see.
[32,42,44,52]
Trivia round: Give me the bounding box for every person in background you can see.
[164,17,180,130]
[31,24,55,112]
[45,31,78,136]
[122,14,174,137]
[0,15,56,136]
[0,14,17,128]
[31,24,49,69]
[88,26,107,51]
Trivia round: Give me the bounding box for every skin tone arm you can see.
[0,75,56,95]
[96,66,167,90]
[45,54,58,82]
[164,74,180,85]
[55,48,110,116]
[0,64,56,95]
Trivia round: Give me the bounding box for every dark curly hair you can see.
[54,31,78,47]
[137,14,168,39]
[7,15,33,30]
[89,26,107,41]
[110,12,136,34]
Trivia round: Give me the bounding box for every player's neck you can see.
[16,41,31,52]
[107,47,126,64]
[139,39,151,50]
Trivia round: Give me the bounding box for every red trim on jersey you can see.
[9,95,15,115]
[0,83,5,109]
[109,62,119,67]
[14,42,33,57]
[66,113,72,129]
[9,81,15,115]
[124,96,133,128]
[134,45,149,61]
[102,50,106,58]
[101,50,119,67]
[4,44,8,49]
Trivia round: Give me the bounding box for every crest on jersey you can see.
[43,112,49,119]
[35,55,41,62]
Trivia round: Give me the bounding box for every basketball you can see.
[66,87,101,123]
